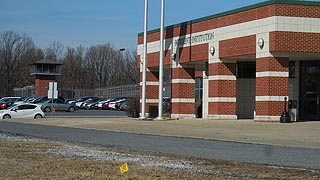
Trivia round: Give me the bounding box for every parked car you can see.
[74,97,97,108]
[0,103,44,119]
[107,97,125,110]
[41,99,77,112]
[0,97,21,109]
[30,96,65,104]
[80,97,101,109]
[85,98,107,110]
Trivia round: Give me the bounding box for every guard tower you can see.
[30,59,63,96]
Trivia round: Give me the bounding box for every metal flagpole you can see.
[156,0,164,120]
[140,0,148,119]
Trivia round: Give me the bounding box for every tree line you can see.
[0,31,139,96]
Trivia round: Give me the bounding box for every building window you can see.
[195,78,203,101]
[236,62,256,78]
[289,61,295,78]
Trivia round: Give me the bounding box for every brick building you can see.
[137,0,320,121]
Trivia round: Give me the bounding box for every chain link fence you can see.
[13,82,171,100]
[60,84,140,99]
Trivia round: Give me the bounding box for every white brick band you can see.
[254,115,280,121]
[256,96,288,101]
[208,97,236,102]
[171,79,195,84]
[171,98,195,103]
[256,71,289,78]
[208,75,236,81]
[140,99,159,103]
[140,82,159,86]
[207,115,237,120]
[171,114,196,119]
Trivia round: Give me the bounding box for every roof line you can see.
[138,0,320,37]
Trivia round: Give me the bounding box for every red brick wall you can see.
[172,67,194,79]
[35,79,55,96]
[172,84,195,98]
[171,67,195,115]
[256,101,285,116]
[219,35,256,58]
[256,57,288,72]
[209,80,236,97]
[138,4,320,45]
[256,77,288,96]
[270,31,320,53]
[208,63,236,76]
[208,102,237,115]
[179,44,208,63]
[208,62,236,116]
[140,71,159,113]
[146,50,171,68]
[171,103,195,115]
[255,57,289,118]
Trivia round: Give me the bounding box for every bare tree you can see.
[0,31,34,96]
[44,41,64,61]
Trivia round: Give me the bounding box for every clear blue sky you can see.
[0,0,267,50]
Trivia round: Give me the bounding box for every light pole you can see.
[140,0,148,119]
[156,0,164,120]
[119,48,125,86]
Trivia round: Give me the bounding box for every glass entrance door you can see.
[300,62,320,120]
[301,78,320,120]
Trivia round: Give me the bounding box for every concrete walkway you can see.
[4,117,320,149]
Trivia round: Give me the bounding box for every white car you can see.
[0,103,45,119]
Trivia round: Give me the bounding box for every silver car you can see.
[41,99,77,112]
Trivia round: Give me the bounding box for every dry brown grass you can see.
[0,135,319,180]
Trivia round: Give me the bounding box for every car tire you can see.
[68,107,75,112]
[3,114,11,119]
[44,106,51,112]
[34,114,43,119]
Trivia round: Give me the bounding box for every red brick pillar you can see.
[140,69,159,117]
[171,66,196,119]
[207,62,237,119]
[255,57,289,122]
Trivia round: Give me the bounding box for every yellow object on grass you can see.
[119,162,129,174]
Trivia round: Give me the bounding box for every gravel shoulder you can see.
[0,132,319,180]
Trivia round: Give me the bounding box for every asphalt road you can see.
[45,109,128,118]
[0,121,319,170]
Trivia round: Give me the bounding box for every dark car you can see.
[0,97,21,109]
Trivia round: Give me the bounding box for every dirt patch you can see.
[0,132,319,180]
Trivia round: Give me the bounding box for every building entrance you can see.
[300,62,320,121]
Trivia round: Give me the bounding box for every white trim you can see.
[254,115,280,121]
[207,115,237,120]
[171,79,195,84]
[140,82,159,86]
[256,96,288,101]
[208,97,236,102]
[171,98,195,103]
[208,75,236,81]
[140,99,159,103]
[171,114,196,119]
[256,71,288,78]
